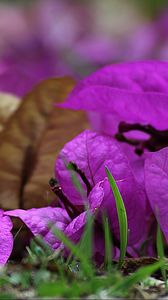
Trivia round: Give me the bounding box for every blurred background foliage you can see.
[0,0,167,96]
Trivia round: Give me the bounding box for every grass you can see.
[103,214,113,271]
[0,229,166,299]
[157,224,167,287]
[105,166,128,268]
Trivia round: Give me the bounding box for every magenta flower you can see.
[61,61,168,249]
[61,61,168,182]
[56,130,147,246]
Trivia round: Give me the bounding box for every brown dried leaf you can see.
[23,108,88,208]
[0,93,20,132]
[0,77,75,209]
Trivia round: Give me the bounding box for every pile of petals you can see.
[2,61,168,265]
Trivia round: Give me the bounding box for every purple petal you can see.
[56,130,142,205]
[56,130,147,218]
[5,207,70,250]
[64,211,86,243]
[0,210,13,265]
[145,148,168,241]
[56,129,147,246]
[61,61,168,134]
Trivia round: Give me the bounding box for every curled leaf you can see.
[0,77,76,209]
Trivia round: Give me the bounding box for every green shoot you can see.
[156,224,167,287]
[103,214,113,271]
[105,167,128,268]
[78,212,94,262]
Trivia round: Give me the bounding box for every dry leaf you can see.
[23,108,88,208]
[0,77,75,209]
[0,93,20,132]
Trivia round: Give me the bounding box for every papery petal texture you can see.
[0,210,13,265]
[64,211,86,243]
[62,61,168,134]
[145,148,168,241]
[5,207,70,250]
[56,130,138,205]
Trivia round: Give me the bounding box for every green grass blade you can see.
[78,212,94,261]
[156,224,167,287]
[103,215,113,271]
[111,260,165,296]
[51,225,94,278]
[105,167,128,268]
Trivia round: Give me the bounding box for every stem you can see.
[68,162,92,195]
[49,178,80,219]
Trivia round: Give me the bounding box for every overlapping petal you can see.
[56,130,146,245]
[5,207,70,250]
[61,61,168,134]
[64,211,86,243]
[145,148,168,241]
[56,130,142,204]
